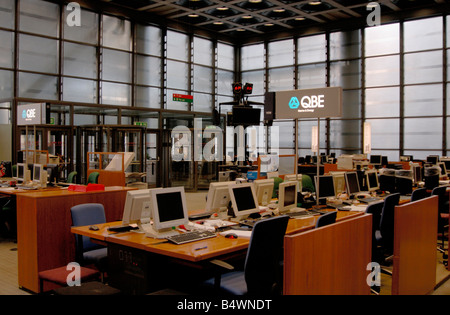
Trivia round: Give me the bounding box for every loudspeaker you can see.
[264,92,275,122]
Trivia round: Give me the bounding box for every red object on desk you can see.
[68,183,105,192]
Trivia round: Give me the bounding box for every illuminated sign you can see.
[17,103,49,125]
[275,87,343,119]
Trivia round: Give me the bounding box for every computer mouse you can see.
[89,225,99,231]
[225,233,238,239]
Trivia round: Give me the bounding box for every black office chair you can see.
[432,186,449,260]
[410,187,428,202]
[202,215,289,296]
[315,211,337,228]
[425,175,439,191]
[70,203,108,281]
[365,201,384,264]
[376,193,401,259]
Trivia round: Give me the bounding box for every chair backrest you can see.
[379,193,401,253]
[411,187,428,202]
[271,177,284,199]
[87,172,99,184]
[365,201,384,263]
[244,215,289,295]
[432,186,448,215]
[67,171,77,184]
[302,174,315,193]
[71,203,106,252]
[425,175,439,190]
[315,211,337,228]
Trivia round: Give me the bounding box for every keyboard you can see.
[16,185,38,190]
[358,197,382,204]
[166,230,217,245]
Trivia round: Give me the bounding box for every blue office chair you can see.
[315,211,337,228]
[70,203,108,280]
[203,215,289,295]
[410,187,428,202]
[376,193,401,258]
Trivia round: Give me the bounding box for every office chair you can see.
[432,186,449,261]
[365,201,384,263]
[376,193,401,259]
[410,187,428,202]
[87,171,100,184]
[315,211,337,228]
[70,203,108,281]
[67,171,77,184]
[202,215,289,296]
[301,174,315,193]
[425,175,439,191]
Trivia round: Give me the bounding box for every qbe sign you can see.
[275,87,343,119]
[17,103,47,126]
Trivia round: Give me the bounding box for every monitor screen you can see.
[438,162,447,176]
[278,181,298,213]
[314,175,336,199]
[370,155,382,165]
[205,181,233,213]
[254,179,274,206]
[345,172,360,195]
[366,171,379,191]
[229,183,259,219]
[259,154,279,173]
[16,163,25,182]
[232,106,261,126]
[284,174,302,192]
[413,164,422,183]
[427,155,439,165]
[122,189,153,225]
[151,187,188,231]
[33,164,42,182]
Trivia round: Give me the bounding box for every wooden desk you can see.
[16,186,134,293]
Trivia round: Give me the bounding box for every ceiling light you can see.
[243,15,253,19]
[308,1,322,5]
[188,14,199,17]
[273,8,285,13]
[295,17,305,21]
[264,23,274,26]
[236,28,245,31]
[248,0,262,3]
[217,6,229,10]
[213,21,224,25]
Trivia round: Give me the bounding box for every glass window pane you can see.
[274,121,294,148]
[19,34,58,74]
[63,42,97,79]
[330,30,361,60]
[167,60,189,90]
[241,44,264,70]
[364,23,400,56]
[63,78,97,103]
[64,8,98,45]
[330,60,361,89]
[366,118,399,149]
[135,55,161,86]
[404,17,443,52]
[136,25,162,56]
[242,70,264,95]
[0,70,13,99]
[19,73,58,100]
[102,15,131,51]
[101,82,131,106]
[217,70,234,95]
[365,87,400,118]
[19,0,59,37]
[370,149,399,163]
[268,67,294,92]
[298,120,326,149]
[192,93,212,113]
[268,39,293,68]
[404,118,442,150]
[404,51,443,84]
[193,65,213,93]
[404,84,442,117]
[194,37,213,66]
[0,0,14,30]
[342,90,361,119]
[329,120,361,150]
[0,30,13,68]
[365,55,399,87]
[298,34,326,64]
[167,31,189,62]
[298,63,326,89]
[102,49,132,83]
[218,43,234,70]
[135,86,161,108]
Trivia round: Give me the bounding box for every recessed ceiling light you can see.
[273,8,285,13]
[264,23,274,26]
[213,21,224,25]
[308,1,321,5]
[236,28,245,31]
[217,6,229,10]
[249,0,262,3]
[295,17,305,21]
[242,15,253,19]
[188,14,199,17]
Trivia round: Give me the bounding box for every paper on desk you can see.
[348,204,367,212]
[220,230,252,239]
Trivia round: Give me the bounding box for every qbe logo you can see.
[289,95,325,112]
[22,108,36,120]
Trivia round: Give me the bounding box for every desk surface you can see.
[71,210,363,262]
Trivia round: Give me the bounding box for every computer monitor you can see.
[46,164,59,185]
[16,163,29,182]
[148,187,189,238]
[438,162,447,177]
[33,164,43,183]
[284,174,303,192]
[228,183,260,221]
[278,155,296,175]
[278,181,298,213]
[396,177,413,195]
[259,154,279,173]
[254,179,274,206]
[369,155,382,166]
[330,172,346,196]
[345,172,360,196]
[427,155,439,165]
[412,164,422,184]
[205,181,234,214]
[366,171,379,192]
[314,175,336,200]
[122,189,154,226]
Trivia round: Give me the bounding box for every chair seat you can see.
[53,281,120,295]
[203,271,247,296]
[39,266,100,286]
[83,247,108,263]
